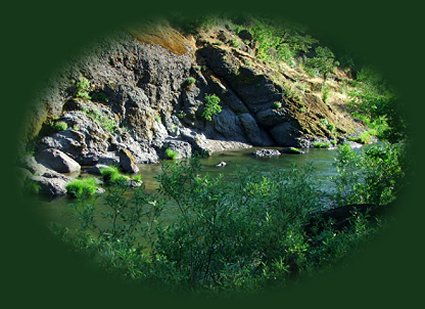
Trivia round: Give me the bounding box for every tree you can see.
[307,46,339,82]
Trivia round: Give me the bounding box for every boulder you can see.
[253,149,281,158]
[39,111,110,165]
[30,175,68,197]
[162,139,192,159]
[118,148,139,174]
[86,164,109,176]
[35,148,81,174]
[21,155,48,175]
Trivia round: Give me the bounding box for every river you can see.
[35,147,340,228]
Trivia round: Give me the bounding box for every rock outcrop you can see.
[19,21,365,197]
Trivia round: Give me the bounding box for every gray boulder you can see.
[30,175,68,197]
[162,139,192,159]
[118,148,139,174]
[35,148,81,174]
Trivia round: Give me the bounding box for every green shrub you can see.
[83,107,117,133]
[333,142,405,205]
[66,178,98,199]
[313,141,331,148]
[132,174,143,182]
[289,147,303,154]
[183,77,196,90]
[320,118,335,132]
[273,101,282,109]
[100,166,129,185]
[305,46,339,81]
[321,83,331,103]
[165,148,178,160]
[202,94,222,121]
[74,76,91,100]
[52,121,68,132]
[56,156,395,293]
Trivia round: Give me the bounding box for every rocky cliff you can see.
[19,21,364,196]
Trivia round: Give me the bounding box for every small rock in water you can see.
[253,149,281,158]
[216,161,227,167]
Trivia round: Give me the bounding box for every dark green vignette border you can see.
[1,1,423,308]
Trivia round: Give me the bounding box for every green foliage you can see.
[132,174,143,183]
[320,118,335,132]
[333,142,405,205]
[273,101,282,109]
[183,77,196,90]
[74,76,91,100]
[66,178,98,199]
[23,178,40,195]
[100,166,129,186]
[321,83,331,103]
[90,90,109,103]
[313,141,331,149]
[55,156,394,293]
[229,38,242,49]
[289,147,303,154]
[83,107,117,134]
[52,121,68,132]
[246,18,317,67]
[348,67,403,142]
[165,148,178,160]
[202,94,222,121]
[305,47,339,80]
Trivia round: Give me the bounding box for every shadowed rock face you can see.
[21,24,363,196]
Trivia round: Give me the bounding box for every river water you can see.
[36,147,340,228]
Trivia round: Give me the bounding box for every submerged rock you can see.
[253,149,281,158]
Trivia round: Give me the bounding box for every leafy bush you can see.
[74,76,91,100]
[202,94,222,121]
[247,18,317,67]
[54,157,395,293]
[313,141,331,148]
[100,166,129,186]
[183,77,196,90]
[273,101,282,109]
[305,47,339,81]
[333,142,405,205]
[53,121,68,131]
[321,83,331,103]
[66,178,98,199]
[165,148,178,160]
[348,67,404,142]
[132,174,143,183]
[83,107,117,133]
